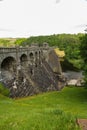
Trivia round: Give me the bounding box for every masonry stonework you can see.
[0,43,65,97]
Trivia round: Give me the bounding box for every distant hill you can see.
[0,38,17,47]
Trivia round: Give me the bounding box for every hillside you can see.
[0,87,87,130]
[0,38,16,47]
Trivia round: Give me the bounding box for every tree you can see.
[80,34,87,84]
[15,38,27,46]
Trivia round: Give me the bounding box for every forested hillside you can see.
[0,38,17,47]
[24,33,84,71]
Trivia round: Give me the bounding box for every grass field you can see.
[0,87,87,130]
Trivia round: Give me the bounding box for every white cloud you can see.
[56,0,61,4]
[0,0,87,37]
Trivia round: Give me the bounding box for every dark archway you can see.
[35,52,38,57]
[29,52,34,64]
[20,54,28,67]
[29,52,34,59]
[1,57,16,80]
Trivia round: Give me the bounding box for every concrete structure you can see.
[0,43,65,97]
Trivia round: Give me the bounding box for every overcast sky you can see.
[0,0,87,37]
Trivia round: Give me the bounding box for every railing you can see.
[0,47,17,53]
[0,46,51,54]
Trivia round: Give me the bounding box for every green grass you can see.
[0,87,87,130]
[0,83,10,96]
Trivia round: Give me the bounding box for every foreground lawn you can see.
[0,87,87,130]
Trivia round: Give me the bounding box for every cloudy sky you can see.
[0,0,87,37]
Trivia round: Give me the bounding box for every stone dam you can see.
[0,43,65,98]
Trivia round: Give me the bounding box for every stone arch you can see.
[29,52,34,75]
[20,54,28,67]
[29,52,34,63]
[35,51,38,57]
[1,56,16,71]
[1,56,16,80]
[35,51,39,60]
[39,51,41,57]
[29,52,34,59]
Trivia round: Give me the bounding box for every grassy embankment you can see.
[0,87,87,130]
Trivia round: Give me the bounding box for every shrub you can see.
[0,83,10,96]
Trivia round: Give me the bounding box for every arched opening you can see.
[20,54,28,67]
[35,52,38,57]
[29,52,34,59]
[1,57,16,80]
[29,52,34,64]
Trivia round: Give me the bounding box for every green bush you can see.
[0,83,10,96]
[61,59,80,72]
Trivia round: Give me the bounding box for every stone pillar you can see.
[16,46,21,80]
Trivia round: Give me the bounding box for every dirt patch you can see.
[77,119,87,130]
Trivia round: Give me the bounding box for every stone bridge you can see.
[0,43,65,97]
[0,44,47,79]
